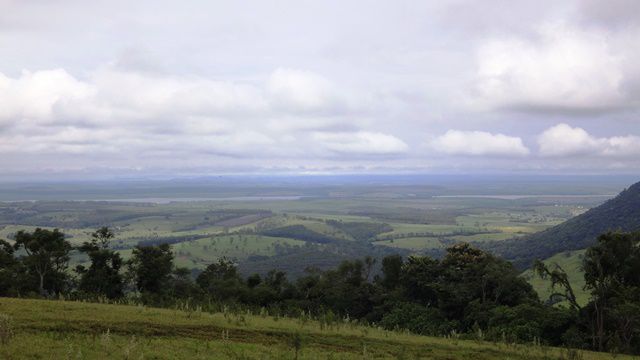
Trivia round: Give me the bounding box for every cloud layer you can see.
[431,130,529,157]
[0,0,639,177]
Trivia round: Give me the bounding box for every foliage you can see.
[2,225,640,355]
[533,260,581,311]
[0,239,21,296]
[76,227,124,299]
[325,220,392,241]
[260,225,337,244]
[581,232,640,353]
[12,228,71,295]
[380,303,454,336]
[485,182,640,269]
[127,243,174,295]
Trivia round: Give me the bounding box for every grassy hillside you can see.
[0,298,629,359]
[522,250,589,306]
[483,181,640,269]
[173,234,305,269]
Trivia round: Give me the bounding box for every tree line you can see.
[0,227,638,355]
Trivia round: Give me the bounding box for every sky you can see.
[1,0,639,179]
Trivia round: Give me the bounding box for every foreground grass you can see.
[0,298,630,359]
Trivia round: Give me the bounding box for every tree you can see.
[13,228,71,296]
[0,239,19,296]
[196,257,246,301]
[76,227,124,299]
[582,232,640,353]
[377,254,402,290]
[533,260,581,311]
[167,267,200,299]
[127,243,173,295]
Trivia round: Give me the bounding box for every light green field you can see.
[279,216,354,241]
[0,297,624,360]
[455,215,554,233]
[373,237,444,250]
[449,232,523,242]
[0,197,602,276]
[173,234,305,269]
[377,223,478,237]
[522,250,589,306]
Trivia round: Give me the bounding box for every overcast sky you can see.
[1,0,639,179]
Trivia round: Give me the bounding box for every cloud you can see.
[0,66,351,130]
[313,131,408,156]
[538,123,640,157]
[0,64,405,167]
[90,68,268,121]
[0,69,94,126]
[267,68,343,114]
[472,22,639,114]
[431,130,530,156]
[578,0,640,27]
[2,1,640,176]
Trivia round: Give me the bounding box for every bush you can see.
[380,303,455,336]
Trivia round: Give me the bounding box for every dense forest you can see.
[0,227,639,355]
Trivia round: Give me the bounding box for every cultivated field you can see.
[0,179,619,297]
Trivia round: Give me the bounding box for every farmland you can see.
[0,195,602,273]
[0,176,626,293]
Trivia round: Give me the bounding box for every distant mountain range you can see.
[482,180,640,269]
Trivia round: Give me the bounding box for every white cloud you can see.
[313,131,408,155]
[473,22,638,113]
[538,123,640,157]
[0,65,404,167]
[90,68,268,122]
[431,130,530,156]
[267,68,342,114]
[0,69,94,125]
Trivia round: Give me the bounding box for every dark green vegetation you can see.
[534,232,640,353]
[485,181,640,269]
[2,226,640,355]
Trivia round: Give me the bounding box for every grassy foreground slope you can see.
[0,298,630,360]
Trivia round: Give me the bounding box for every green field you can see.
[373,237,444,250]
[173,234,305,269]
[0,189,613,300]
[0,297,626,360]
[522,250,589,306]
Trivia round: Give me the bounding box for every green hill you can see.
[483,181,640,269]
[0,298,628,359]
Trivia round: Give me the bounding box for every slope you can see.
[0,298,629,359]
[481,180,640,269]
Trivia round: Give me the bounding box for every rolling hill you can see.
[481,180,640,269]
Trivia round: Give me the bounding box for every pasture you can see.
[0,297,627,359]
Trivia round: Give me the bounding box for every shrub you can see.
[380,303,455,336]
